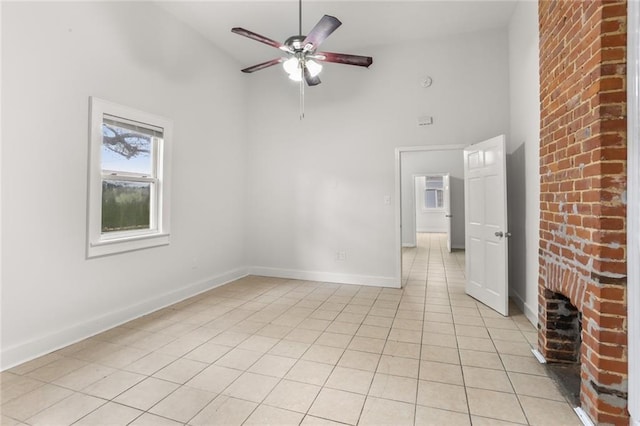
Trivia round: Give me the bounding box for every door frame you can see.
[627,0,639,423]
[394,144,465,286]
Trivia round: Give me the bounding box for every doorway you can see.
[413,173,452,252]
[394,145,465,286]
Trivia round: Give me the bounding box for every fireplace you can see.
[539,289,582,407]
[537,263,628,424]
[540,290,582,363]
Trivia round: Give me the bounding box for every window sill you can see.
[87,233,170,258]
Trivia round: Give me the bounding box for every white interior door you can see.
[464,135,509,316]
[444,173,452,252]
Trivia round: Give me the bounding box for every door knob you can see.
[494,231,512,238]
[445,214,452,218]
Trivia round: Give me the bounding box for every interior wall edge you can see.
[627,0,640,420]
[509,290,537,325]
[0,267,249,371]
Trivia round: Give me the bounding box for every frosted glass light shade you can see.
[283,57,299,75]
[288,70,303,82]
[306,60,322,77]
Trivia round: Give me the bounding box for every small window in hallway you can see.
[423,176,444,209]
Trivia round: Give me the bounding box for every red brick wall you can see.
[538,1,628,424]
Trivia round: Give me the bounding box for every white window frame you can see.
[422,175,445,211]
[87,97,172,258]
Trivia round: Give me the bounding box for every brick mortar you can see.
[538,1,628,424]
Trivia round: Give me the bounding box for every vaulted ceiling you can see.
[157,1,518,66]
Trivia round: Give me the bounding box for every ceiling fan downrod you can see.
[298,0,302,36]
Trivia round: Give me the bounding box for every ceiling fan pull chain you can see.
[299,69,305,120]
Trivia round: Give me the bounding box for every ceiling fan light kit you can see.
[231,0,373,118]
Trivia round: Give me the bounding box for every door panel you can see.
[464,135,509,316]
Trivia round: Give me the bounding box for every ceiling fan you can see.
[231,0,373,117]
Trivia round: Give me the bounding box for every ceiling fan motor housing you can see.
[285,35,311,53]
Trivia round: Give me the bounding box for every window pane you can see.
[101,122,154,175]
[101,180,151,233]
[425,189,444,209]
[425,176,444,190]
[425,189,437,208]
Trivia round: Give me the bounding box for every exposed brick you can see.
[538,1,628,423]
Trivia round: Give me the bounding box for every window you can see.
[423,176,444,209]
[87,97,172,257]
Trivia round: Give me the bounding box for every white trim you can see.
[87,97,173,258]
[511,290,537,324]
[574,407,596,426]
[628,0,640,422]
[531,348,547,364]
[394,144,466,286]
[249,266,399,288]
[0,1,4,370]
[0,267,248,370]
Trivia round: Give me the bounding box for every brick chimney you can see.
[538,1,628,424]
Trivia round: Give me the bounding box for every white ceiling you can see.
[157,1,518,66]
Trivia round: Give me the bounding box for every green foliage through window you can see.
[101,181,151,233]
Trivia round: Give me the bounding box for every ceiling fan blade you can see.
[231,27,284,50]
[302,15,342,50]
[241,57,285,73]
[315,52,373,68]
[304,67,321,86]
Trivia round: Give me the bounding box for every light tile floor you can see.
[1,233,582,425]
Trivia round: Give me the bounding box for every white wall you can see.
[245,28,510,286]
[414,177,447,234]
[507,1,540,324]
[402,153,464,247]
[1,2,248,368]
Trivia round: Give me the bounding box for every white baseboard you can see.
[531,348,547,364]
[416,228,447,233]
[574,407,595,426]
[510,290,537,326]
[402,243,416,248]
[1,267,248,371]
[249,266,400,288]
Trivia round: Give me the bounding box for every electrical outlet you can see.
[336,251,347,261]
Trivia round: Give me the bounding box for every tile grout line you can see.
[441,237,474,426]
